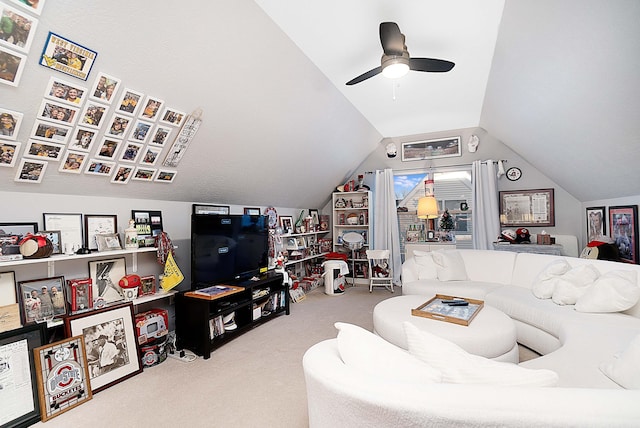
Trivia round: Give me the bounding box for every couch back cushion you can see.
[457,249,516,285]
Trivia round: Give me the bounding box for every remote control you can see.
[447,301,469,306]
[441,299,465,304]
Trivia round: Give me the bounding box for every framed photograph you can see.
[159,107,186,127]
[30,119,72,143]
[244,207,261,216]
[499,188,555,227]
[95,137,121,160]
[24,139,65,161]
[309,209,319,225]
[0,45,27,87]
[139,96,164,121]
[118,141,143,163]
[280,215,293,233]
[59,149,88,174]
[401,136,462,162]
[84,214,117,251]
[131,210,163,244]
[68,126,98,152]
[139,145,162,166]
[110,164,134,184]
[9,0,47,15]
[17,276,67,323]
[39,32,97,80]
[84,159,116,177]
[129,119,153,143]
[88,258,125,306]
[138,275,156,297]
[0,271,21,332]
[155,169,177,183]
[33,335,92,422]
[95,233,122,252]
[44,76,87,106]
[115,88,143,116]
[38,230,62,255]
[37,99,79,126]
[192,205,228,215]
[14,158,48,183]
[0,222,37,257]
[79,101,108,129]
[0,323,47,428]
[0,3,38,54]
[132,167,156,182]
[0,140,21,167]
[609,205,639,264]
[149,125,173,147]
[90,72,121,104]
[105,113,130,138]
[586,206,607,243]
[64,302,142,393]
[43,213,83,253]
[0,107,23,140]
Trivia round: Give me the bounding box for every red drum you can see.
[19,234,53,259]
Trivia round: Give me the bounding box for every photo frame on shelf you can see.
[0,107,23,140]
[131,210,163,246]
[0,222,38,258]
[44,76,87,106]
[0,323,47,427]
[609,205,638,264]
[499,188,555,227]
[401,136,462,162]
[43,213,83,254]
[95,233,122,252]
[33,335,93,422]
[14,158,48,183]
[244,207,261,216]
[279,216,293,233]
[0,270,21,333]
[64,302,142,393]
[17,276,67,324]
[30,119,72,144]
[586,206,607,244]
[138,275,156,297]
[0,140,21,168]
[84,215,117,250]
[309,209,319,225]
[88,258,126,307]
[38,230,62,255]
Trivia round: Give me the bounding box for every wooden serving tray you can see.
[411,294,484,326]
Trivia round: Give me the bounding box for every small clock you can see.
[506,167,522,181]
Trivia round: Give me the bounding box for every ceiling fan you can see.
[346,22,455,86]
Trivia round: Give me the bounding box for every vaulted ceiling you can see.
[1,0,638,208]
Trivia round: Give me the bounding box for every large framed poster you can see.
[499,189,555,227]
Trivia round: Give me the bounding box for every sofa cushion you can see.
[532,259,571,299]
[403,322,559,387]
[600,334,640,389]
[334,322,442,384]
[401,279,503,300]
[412,250,438,280]
[551,265,600,305]
[431,250,469,281]
[576,270,640,313]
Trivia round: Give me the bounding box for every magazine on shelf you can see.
[185,284,244,300]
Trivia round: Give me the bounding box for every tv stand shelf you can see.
[175,271,288,359]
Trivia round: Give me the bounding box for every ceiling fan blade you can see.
[346,66,382,85]
[379,22,404,56]
[409,57,455,73]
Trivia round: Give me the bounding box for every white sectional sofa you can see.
[303,249,640,427]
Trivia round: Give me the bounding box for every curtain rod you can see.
[363,159,507,174]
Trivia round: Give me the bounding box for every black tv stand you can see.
[175,271,288,359]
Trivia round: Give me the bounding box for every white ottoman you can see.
[373,295,519,363]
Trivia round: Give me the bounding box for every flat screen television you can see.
[191,214,269,289]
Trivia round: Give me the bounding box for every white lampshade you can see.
[417,196,438,219]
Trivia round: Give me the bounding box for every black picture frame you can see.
[609,205,639,264]
[0,222,38,258]
[0,323,47,428]
[131,210,163,247]
[585,206,607,244]
[244,207,260,216]
[84,214,118,251]
[192,204,230,215]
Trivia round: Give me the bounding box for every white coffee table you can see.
[373,295,518,363]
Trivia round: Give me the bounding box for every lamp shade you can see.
[417,196,438,219]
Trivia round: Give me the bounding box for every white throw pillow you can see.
[413,251,438,280]
[599,334,640,389]
[431,250,469,281]
[551,265,600,305]
[575,270,640,313]
[403,322,559,387]
[334,322,442,384]
[531,259,571,299]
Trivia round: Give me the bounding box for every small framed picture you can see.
[609,205,639,264]
[59,150,88,174]
[0,270,18,306]
[0,222,37,257]
[138,275,156,297]
[95,233,122,252]
[17,276,67,324]
[159,107,186,127]
[43,213,83,252]
[9,0,47,15]
[586,206,607,243]
[30,119,72,144]
[14,158,47,183]
[68,126,98,152]
[0,140,22,167]
[37,99,79,126]
[87,258,126,306]
[131,210,163,244]
[118,141,143,163]
[149,125,173,146]
[38,230,62,255]
[39,32,96,81]
[280,216,294,233]
[84,159,116,177]
[244,207,261,216]
[115,88,143,116]
[95,137,122,160]
[24,139,65,161]
[139,96,164,121]
[89,72,121,104]
[129,119,153,143]
[44,76,87,106]
[104,113,131,138]
[154,169,177,183]
[0,107,23,140]
[139,145,162,166]
[111,164,134,184]
[0,45,27,87]
[132,167,156,182]
[0,3,38,54]
[79,101,109,129]
[309,209,320,225]
[34,335,93,422]
[84,214,117,251]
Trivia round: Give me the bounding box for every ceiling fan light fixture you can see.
[381,55,410,79]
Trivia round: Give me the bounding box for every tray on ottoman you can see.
[411,294,484,326]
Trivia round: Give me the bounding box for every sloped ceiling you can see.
[1,0,639,209]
